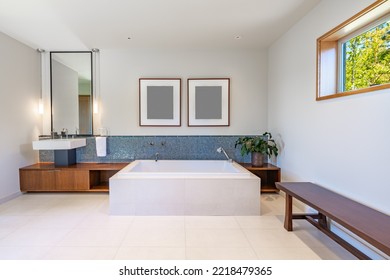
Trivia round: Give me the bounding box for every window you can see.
[340,17,390,92]
[317,0,390,100]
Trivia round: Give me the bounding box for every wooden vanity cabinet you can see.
[20,169,56,191]
[20,162,128,192]
[54,169,90,191]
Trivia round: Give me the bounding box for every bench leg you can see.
[318,213,328,229]
[284,194,293,231]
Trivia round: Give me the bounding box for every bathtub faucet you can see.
[217,147,232,162]
[155,152,159,162]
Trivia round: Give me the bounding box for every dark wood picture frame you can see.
[139,78,181,127]
[187,78,230,127]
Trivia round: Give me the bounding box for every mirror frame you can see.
[49,51,94,136]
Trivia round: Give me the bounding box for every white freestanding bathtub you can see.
[109,160,260,216]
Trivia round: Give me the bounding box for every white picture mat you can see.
[139,79,181,126]
[188,79,229,126]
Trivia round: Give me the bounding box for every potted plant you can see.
[235,132,278,166]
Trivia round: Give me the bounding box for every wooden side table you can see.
[239,162,281,193]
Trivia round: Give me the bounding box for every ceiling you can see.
[0,0,320,51]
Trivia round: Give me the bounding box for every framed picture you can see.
[139,78,181,126]
[187,78,230,126]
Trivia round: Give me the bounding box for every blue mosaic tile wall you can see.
[39,136,253,163]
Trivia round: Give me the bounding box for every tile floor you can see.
[0,193,357,260]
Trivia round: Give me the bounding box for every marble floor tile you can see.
[0,192,358,260]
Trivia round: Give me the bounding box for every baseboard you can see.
[0,192,22,205]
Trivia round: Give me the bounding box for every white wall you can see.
[268,0,390,214]
[97,48,268,135]
[0,31,41,201]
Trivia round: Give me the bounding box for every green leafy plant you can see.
[235,132,279,157]
[344,20,390,91]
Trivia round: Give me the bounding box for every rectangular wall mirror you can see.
[50,51,93,135]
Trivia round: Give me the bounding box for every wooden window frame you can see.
[316,0,390,101]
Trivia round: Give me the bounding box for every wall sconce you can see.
[38,98,44,114]
[93,99,99,114]
[37,48,46,115]
[92,48,100,114]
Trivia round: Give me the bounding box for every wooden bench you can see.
[275,182,390,259]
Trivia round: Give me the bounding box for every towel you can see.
[96,136,107,157]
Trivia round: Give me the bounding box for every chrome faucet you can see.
[61,128,68,139]
[155,152,159,162]
[217,147,232,162]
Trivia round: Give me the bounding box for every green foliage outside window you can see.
[343,20,390,91]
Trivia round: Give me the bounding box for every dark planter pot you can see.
[251,152,264,167]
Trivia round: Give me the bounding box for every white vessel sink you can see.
[32,138,86,150]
